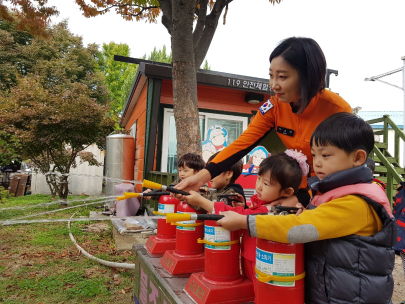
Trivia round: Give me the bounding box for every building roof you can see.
[357,111,404,129]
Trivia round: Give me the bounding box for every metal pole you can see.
[402,56,405,167]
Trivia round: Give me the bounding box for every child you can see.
[217,112,396,304]
[185,150,308,285]
[393,180,405,304]
[204,152,246,207]
[175,152,206,184]
[143,153,207,205]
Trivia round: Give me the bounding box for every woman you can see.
[176,37,352,207]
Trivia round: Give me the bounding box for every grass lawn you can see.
[0,194,135,303]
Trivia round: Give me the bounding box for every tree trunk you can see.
[60,175,69,200]
[45,174,57,198]
[171,0,202,159]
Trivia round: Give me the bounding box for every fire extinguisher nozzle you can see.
[142,180,163,190]
[166,213,191,223]
[124,192,141,198]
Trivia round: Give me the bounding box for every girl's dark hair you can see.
[310,112,374,155]
[258,153,302,193]
[270,37,326,114]
[178,153,205,171]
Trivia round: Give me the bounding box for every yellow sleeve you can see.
[252,195,382,244]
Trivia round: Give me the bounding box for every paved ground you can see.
[393,254,405,304]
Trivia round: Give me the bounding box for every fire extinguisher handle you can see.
[143,191,171,197]
[275,206,300,213]
[195,214,224,221]
[166,186,190,196]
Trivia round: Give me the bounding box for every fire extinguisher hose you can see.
[197,238,240,246]
[255,267,305,283]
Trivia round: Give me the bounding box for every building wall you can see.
[126,82,148,192]
[31,144,104,196]
[160,80,268,115]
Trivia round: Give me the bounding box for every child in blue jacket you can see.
[394,181,405,304]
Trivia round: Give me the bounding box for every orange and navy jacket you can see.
[393,181,405,252]
[205,89,352,189]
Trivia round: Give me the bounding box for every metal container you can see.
[105,134,135,199]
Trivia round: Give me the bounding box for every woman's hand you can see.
[173,169,211,200]
[216,211,247,231]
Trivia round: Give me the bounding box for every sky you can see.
[47,0,405,112]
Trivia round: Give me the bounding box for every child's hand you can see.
[185,190,203,206]
[265,203,305,215]
[142,189,152,200]
[295,203,305,216]
[216,211,247,231]
[232,193,245,207]
[232,201,245,207]
[268,195,299,207]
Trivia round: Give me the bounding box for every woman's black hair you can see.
[258,153,303,193]
[310,112,374,155]
[178,153,205,171]
[270,37,326,114]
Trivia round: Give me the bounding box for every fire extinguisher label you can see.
[176,212,197,231]
[204,225,231,250]
[158,203,175,214]
[256,248,296,287]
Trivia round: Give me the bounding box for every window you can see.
[130,120,137,142]
[161,109,248,173]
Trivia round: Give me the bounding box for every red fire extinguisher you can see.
[144,194,180,255]
[173,200,205,255]
[255,220,305,304]
[154,195,179,239]
[197,201,242,284]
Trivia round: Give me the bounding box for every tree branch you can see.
[193,0,208,48]
[159,0,173,35]
[97,4,159,18]
[194,0,233,68]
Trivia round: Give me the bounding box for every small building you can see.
[119,60,283,197]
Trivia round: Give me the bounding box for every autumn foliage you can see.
[0,19,115,199]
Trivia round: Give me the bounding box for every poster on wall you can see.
[242,146,270,175]
[202,125,228,163]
